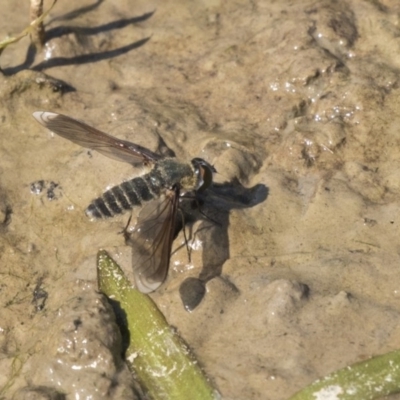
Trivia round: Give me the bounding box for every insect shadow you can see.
[177,179,268,311]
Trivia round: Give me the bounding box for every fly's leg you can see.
[177,207,191,264]
[120,214,133,242]
[181,193,221,227]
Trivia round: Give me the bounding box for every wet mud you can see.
[1,0,400,398]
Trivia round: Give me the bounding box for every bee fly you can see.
[32,111,215,293]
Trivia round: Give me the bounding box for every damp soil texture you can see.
[2,0,400,399]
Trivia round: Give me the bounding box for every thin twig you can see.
[30,0,45,48]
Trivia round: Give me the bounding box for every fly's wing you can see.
[32,111,162,166]
[126,187,179,293]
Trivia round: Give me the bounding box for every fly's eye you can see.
[191,158,215,192]
[199,164,213,192]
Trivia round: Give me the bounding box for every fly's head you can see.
[191,158,216,193]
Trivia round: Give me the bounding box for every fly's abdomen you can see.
[86,171,164,219]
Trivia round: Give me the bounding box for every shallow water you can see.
[2,0,400,398]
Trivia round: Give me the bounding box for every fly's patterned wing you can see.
[32,111,162,166]
[125,186,180,293]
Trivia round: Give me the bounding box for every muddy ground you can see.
[1,0,400,399]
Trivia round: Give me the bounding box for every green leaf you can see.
[97,250,219,400]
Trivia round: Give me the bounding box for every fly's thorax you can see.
[154,158,199,191]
